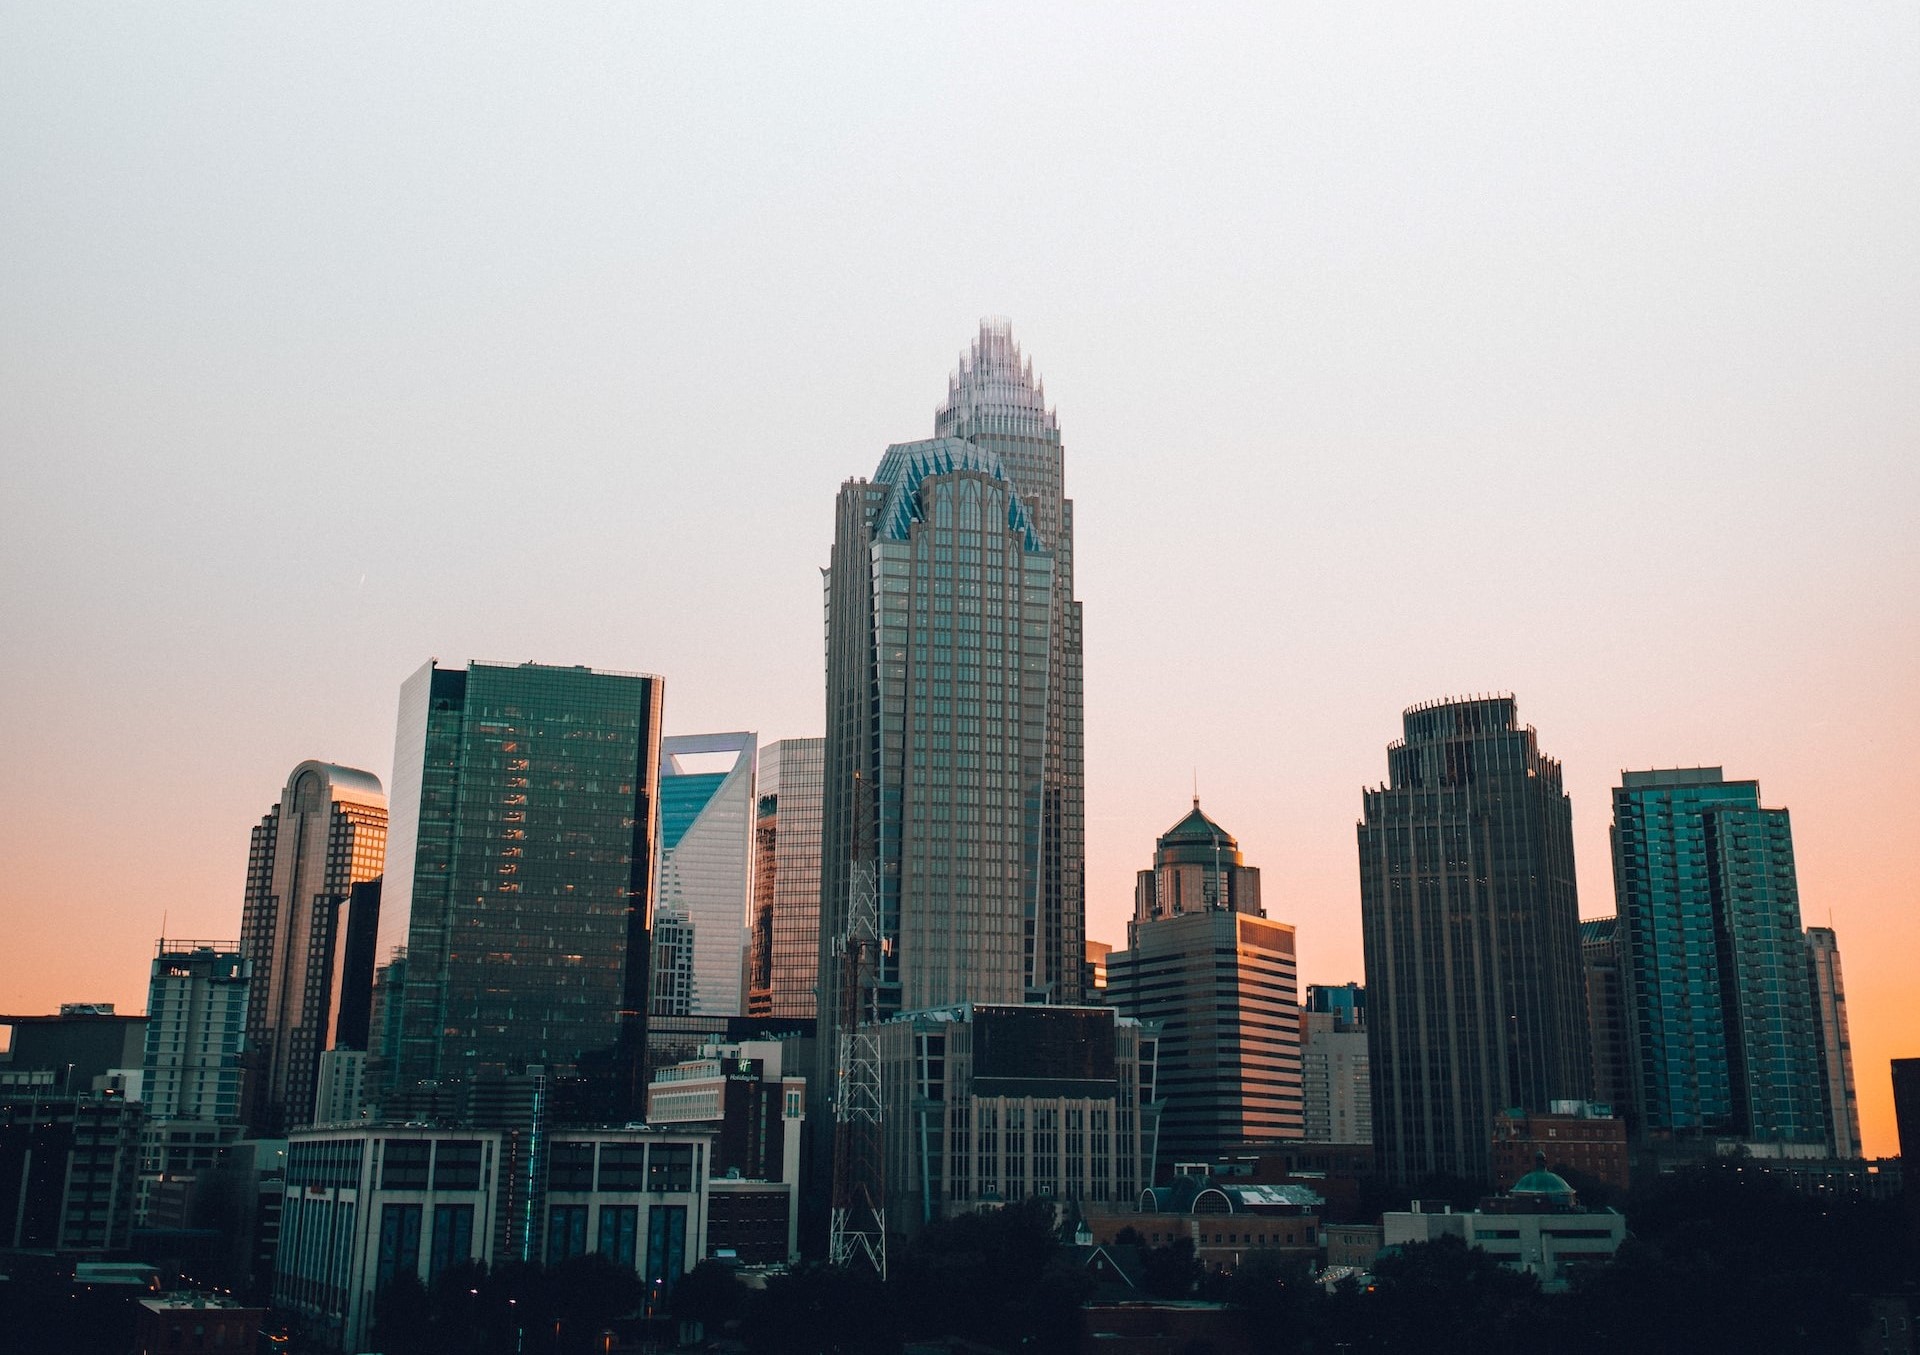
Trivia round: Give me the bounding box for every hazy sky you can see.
[3,6,1915,1154]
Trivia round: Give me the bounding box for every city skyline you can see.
[3,6,1915,1160]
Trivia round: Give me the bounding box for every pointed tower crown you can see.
[935,318,1059,440]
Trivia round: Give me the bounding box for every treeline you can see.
[342,1158,1913,1354]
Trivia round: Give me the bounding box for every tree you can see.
[367,1271,435,1355]
[673,1259,746,1328]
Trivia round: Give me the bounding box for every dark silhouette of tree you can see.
[1139,1235,1203,1300]
[367,1271,435,1355]
[743,1262,899,1355]
[890,1199,1088,1353]
[673,1258,746,1327]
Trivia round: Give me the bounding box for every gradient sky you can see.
[2,6,1915,1156]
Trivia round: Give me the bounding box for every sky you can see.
[2,5,1915,1156]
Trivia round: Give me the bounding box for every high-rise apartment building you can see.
[653,733,757,1018]
[1358,696,1591,1184]
[747,738,824,1020]
[1106,803,1301,1162]
[819,321,1085,1048]
[380,660,663,1114]
[1579,917,1634,1123]
[1806,927,1861,1158]
[239,761,386,1134]
[1611,768,1825,1145]
[142,941,250,1124]
[1301,984,1371,1145]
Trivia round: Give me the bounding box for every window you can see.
[598,1205,639,1267]
[644,1205,688,1290]
[598,1144,646,1191]
[381,1140,430,1190]
[648,1144,693,1193]
[430,1204,473,1280]
[433,1140,483,1191]
[376,1204,422,1289]
[548,1205,589,1263]
[550,1142,596,1191]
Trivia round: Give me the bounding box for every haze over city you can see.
[2,0,1915,1165]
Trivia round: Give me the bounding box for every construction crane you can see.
[828,769,886,1276]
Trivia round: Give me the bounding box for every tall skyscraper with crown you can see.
[819,320,1086,1052]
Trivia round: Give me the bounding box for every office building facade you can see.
[654,733,757,1018]
[142,941,250,1125]
[747,738,825,1020]
[240,762,386,1135]
[1612,767,1825,1145]
[380,660,663,1114]
[1107,803,1300,1161]
[1302,983,1371,1145]
[878,1004,1157,1228]
[1805,927,1861,1158]
[1358,696,1591,1184]
[1579,917,1634,1123]
[819,321,1086,1065]
[275,1123,713,1351]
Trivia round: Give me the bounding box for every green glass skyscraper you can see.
[379,660,663,1113]
[1612,768,1826,1145]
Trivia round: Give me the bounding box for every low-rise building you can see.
[134,1294,265,1355]
[1382,1161,1625,1291]
[274,1122,714,1351]
[1082,1167,1321,1269]
[646,1039,804,1263]
[877,1003,1159,1231]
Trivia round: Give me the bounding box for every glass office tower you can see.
[1806,926,1862,1158]
[380,660,663,1112]
[820,321,1086,1048]
[240,761,387,1134]
[653,733,757,1017]
[1611,767,1825,1145]
[747,738,824,1019]
[1358,696,1591,1184]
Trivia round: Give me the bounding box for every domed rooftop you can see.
[1509,1153,1578,1204]
[1153,799,1245,867]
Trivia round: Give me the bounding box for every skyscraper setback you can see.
[819,320,1086,1047]
[239,761,386,1134]
[379,660,663,1114]
[1358,696,1591,1183]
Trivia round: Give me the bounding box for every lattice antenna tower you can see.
[828,768,887,1276]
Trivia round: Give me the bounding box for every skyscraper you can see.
[1579,917,1634,1124]
[239,761,386,1134]
[1301,983,1371,1145]
[748,738,824,1019]
[1106,802,1301,1162]
[142,940,250,1125]
[380,660,663,1113]
[819,320,1085,1044]
[1806,926,1861,1158]
[653,733,757,1018]
[1611,767,1825,1145]
[1358,696,1591,1184]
